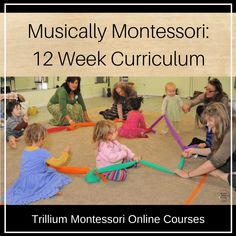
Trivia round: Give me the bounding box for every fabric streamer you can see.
[178,156,185,170]
[85,161,137,183]
[149,115,196,151]
[97,161,137,174]
[67,122,96,131]
[184,175,208,205]
[49,165,90,174]
[113,118,125,123]
[85,168,101,183]
[47,126,67,133]
[47,122,96,133]
[149,115,164,129]
[164,115,186,151]
[140,159,174,174]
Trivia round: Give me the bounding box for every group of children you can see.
[4,81,214,205]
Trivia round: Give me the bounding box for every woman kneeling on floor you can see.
[175,102,236,191]
[47,76,91,126]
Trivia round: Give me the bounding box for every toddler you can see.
[187,125,213,158]
[161,82,183,134]
[118,97,149,138]
[5,123,71,205]
[93,120,141,181]
[6,101,28,148]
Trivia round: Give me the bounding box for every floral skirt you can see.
[47,102,84,126]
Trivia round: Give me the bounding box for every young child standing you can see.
[6,101,28,148]
[93,120,141,181]
[5,123,71,205]
[118,97,149,138]
[161,82,183,134]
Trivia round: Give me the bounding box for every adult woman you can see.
[47,77,91,126]
[99,82,137,120]
[175,103,236,190]
[182,78,229,123]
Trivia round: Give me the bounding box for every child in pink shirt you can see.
[93,120,141,181]
[118,97,149,138]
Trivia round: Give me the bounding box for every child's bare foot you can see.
[140,132,149,138]
[160,130,168,135]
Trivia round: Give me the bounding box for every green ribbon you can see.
[97,161,137,173]
[85,159,177,184]
[178,156,185,170]
[85,161,136,183]
[140,159,174,174]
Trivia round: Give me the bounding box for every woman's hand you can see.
[175,169,190,178]
[65,115,75,125]
[182,103,190,113]
[182,148,196,158]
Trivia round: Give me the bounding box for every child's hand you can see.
[182,148,195,158]
[133,155,141,163]
[63,145,71,153]
[198,143,206,148]
[23,115,28,123]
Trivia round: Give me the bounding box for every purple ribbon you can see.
[163,115,186,151]
[149,115,198,151]
[149,115,164,129]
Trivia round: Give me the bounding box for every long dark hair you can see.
[61,77,81,94]
[112,83,133,103]
[204,77,228,103]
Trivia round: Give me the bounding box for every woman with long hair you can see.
[99,82,137,120]
[176,102,236,190]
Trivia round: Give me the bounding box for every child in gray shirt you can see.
[6,101,28,148]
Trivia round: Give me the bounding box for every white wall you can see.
[14,76,232,107]
[129,77,231,98]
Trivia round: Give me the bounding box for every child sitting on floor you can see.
[5,123,71,205]
[118,97,150,138]
[6,101,28,148]
[187,124,213,158]
[93,120,141,181]
[161,82,183,134]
